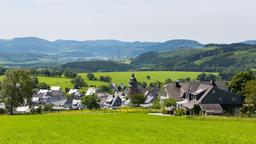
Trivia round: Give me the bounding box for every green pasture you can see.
[0,112,255,144]
[0,71,217,89]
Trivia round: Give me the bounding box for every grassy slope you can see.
[79,71,215,86]
[0,112,255,144]
[0,71,216,89]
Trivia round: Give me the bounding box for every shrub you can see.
[43,104,53,111]
[193,104,201,115]
[175,109,186,116]
[162,98,176,108]
[0,108,5,114]
[152,98,161,109]
[240,104,254,117]
[130,94,145,106]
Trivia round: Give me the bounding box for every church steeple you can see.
[129,73,140,95]
[129,73,138,88]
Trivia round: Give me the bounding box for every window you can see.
[218,97,222,104]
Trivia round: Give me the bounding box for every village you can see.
[0,72,244,116]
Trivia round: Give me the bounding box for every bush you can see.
[175,109,186,116]
[36,106,43,114]
[43,104,53,111]
[152,98,161,109]
[240,104,254,117]
[0,108,5,114]
[130,94,145,106]
[162,98,177,108]
[193,104,201,115]
[31,106,43,114]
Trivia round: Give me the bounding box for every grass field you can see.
[0,71,217,90]
[0,112,255,144]
[80,71,216,86]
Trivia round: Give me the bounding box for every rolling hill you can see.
[0,37,203,64]
[131,43,256,72]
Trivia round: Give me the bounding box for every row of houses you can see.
[0,73,242,115]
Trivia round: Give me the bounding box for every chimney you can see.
[211,80,216,87]
[175,80,181,88]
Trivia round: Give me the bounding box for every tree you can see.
[196,73,207,81]
[71,76,87,89]
[64,71,77,78]
[197,73,217,81]
[87,73,97,80]
[228,72,255,96]
[244,80,256,110]
[164,78,172,85]
[0,67,6,75]
[99,76,112,83]
[98,85,113,93]
[31,76,39,88]
[81,94,100,110]
[1,69,33,115]
[36,82,50,89]
[130,94,145,106]
[138,81,147,88]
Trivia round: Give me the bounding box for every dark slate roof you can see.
[199,104,223,114]
[202,81,228,91]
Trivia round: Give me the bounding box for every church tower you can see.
[129,73,140,95]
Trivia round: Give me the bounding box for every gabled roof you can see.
[202,81,228,91]
[199,104,223,114]
[163,82,200,99]
[51,86,61,91]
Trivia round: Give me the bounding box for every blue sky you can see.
[0,0,255,43]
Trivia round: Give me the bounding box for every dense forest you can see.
[131,43,256,72]
[61,60,133,72]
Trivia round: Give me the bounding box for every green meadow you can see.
[0,112,255,144]
[0,71,217,89]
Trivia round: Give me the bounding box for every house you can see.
[103,95,122,109]
[86,87,97,96]
[0,103,5,109]
[164,80,242,115]
[14,106,30,114]
[72,99,83,110]
[51,86,62,97]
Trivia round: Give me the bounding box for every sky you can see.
[0,0,256,43]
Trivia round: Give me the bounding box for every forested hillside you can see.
[131,43,256,72]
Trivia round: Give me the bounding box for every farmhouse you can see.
[103,95,122,109]
[163,81,242,115]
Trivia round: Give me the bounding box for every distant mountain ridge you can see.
[0,37,204,64]
[241,40,256,44]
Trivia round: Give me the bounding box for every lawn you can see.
[0,112,255,144]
